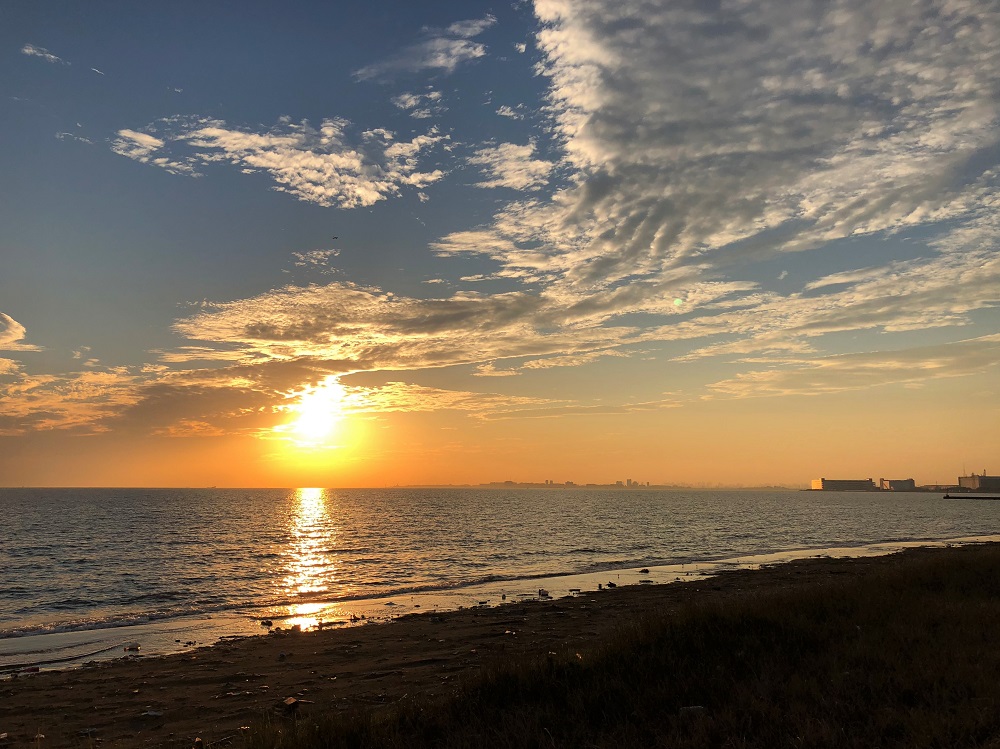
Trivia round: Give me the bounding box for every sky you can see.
[1,0,998,488]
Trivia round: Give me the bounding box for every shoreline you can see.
[4,533,998,674]
[3,541,1000,748]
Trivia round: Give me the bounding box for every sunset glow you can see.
[274,379,347,448]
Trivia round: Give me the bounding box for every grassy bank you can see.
[245,545,1000,748]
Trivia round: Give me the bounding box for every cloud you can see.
[354,14,496,80]
[705,335,1000,399]
[110,117,446,208]
[56,132,94,145]
[0,313,41,352]
[333,380,553,417]
[469,141,554,190]
[0,367,141,434]
[152,0,1000,428]
[15,1,1000,437]
[111,129,200,175]
[20,44,66,64]
[496,105,526,120]
[432,0,1000,295]
[292,249,340,272]
[391,90,445,119]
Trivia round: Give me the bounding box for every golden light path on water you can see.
[281,487,350,630]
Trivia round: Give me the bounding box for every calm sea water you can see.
[1,487,997,667]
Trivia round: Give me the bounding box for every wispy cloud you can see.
[392,90,445,119]
[110,117,446,208]
[0,313,41,352]
[434,0,1000,295]
[496,105,526,120]
[20,44,66,65]
[705,335,1000,399]
[111,129,200,175]
[354,14,497,81]
[0,368,141,435]
[469,141,553,190]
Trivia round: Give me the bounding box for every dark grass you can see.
[243,546,1000,748]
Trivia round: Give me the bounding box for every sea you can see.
[2,487,998,672]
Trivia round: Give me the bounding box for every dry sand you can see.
[0,547,969,749]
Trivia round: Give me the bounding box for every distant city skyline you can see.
[1,1,998,487]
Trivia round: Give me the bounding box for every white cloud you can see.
[469,141,553,190]
[111,129,200,175]
[354,15,496,80]
[110,117,446,208]
[56,132,93,145]
[496,105,525,120]
[20,44,66,64]
[0,313,41,352]
[391,90,445,119]
[432,0,1000,296]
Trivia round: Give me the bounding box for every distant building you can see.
[811,478,878,491]
[879,478,916,491]
[958,473,1000,492]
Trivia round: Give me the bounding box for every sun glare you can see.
[274,378,347,447]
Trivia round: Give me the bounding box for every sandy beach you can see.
[1,544,979,749]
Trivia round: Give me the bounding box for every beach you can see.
[3,543,991,749]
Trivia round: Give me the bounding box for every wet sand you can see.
[0,545,982,748]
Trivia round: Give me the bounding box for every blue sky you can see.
[1,0,998,487]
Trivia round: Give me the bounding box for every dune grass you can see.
[243,546,1000,748]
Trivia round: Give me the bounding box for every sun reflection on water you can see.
[281,487,343,630]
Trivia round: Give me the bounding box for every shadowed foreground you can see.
[5,545,1000,748]
[248,544,1000,749]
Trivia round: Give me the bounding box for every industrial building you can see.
[958,473,1000,492]
[810,478,878,491]
[879,478,916,491]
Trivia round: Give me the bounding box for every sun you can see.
[274,378,347,446]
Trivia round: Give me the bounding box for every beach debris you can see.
[501,593,506,600]
[0,733,8,741]
[568,588,581,594]
[123,642,141,651]
[607,581,617,588]
[280,696,314,712]
[33,734,44,741]
[140,710,163,718]
[538,588,550,598]
[639,568,650,574]
[194,738,204,749]
[77,729,97,738]
[598,583,603,590]
[260,619,273,627]
[278,652,287,661]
